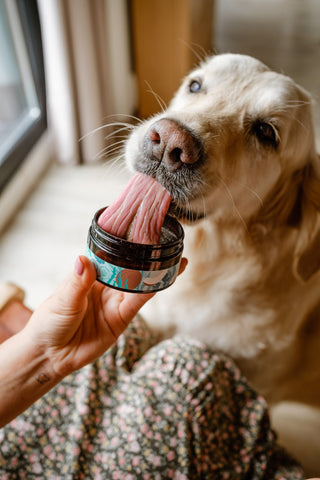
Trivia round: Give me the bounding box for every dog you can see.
[124,53,320,474]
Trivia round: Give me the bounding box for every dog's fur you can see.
[125,54,320,472]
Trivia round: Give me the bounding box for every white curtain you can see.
[37,0,135,165]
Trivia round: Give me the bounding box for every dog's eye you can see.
[189,80,202,93]
[252,121,278,148]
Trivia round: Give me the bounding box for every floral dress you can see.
[0,316,304,479]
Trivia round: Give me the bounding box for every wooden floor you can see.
[1,0,320,309]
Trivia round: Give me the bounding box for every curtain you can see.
[37,0,133,165]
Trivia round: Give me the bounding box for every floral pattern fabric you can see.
[0,316,304,479]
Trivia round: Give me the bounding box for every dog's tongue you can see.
[97,173,172,244]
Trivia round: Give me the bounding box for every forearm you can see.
[0,330,62,428]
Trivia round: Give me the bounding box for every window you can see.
[0,0,46,193]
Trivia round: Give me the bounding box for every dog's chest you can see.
[142,226,277,358]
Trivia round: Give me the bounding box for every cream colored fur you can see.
[125,54,320,475]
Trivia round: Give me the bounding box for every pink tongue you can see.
[97,173,172,244]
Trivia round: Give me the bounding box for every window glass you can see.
[0,0,46,192]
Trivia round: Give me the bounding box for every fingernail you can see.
[74,256,84,276]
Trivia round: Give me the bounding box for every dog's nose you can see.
[144,118,203,172]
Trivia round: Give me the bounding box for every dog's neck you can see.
[182,208,296,264]
[181,167,306,259]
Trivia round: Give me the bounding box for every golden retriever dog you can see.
[124,53,320,474]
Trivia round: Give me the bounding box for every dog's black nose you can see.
[144,118,203,172]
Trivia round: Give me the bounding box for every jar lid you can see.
[88,207,184,262]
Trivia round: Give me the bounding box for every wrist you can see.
[20,309,72,381]
[19,328,63,385]
[0,329,63,427]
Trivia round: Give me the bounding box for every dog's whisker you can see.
[218,176,249,233]
[185,197,194,222]
[94,138,128,163]
[271,106,310,133]
[286,99,312,106]
[95,137,127,156]
[224,177,264,208]
[104,125,133,139]
[104,123,133,136]
[292,116,309,133]
[144,81,167,113]
[180,39,209,65]
[200,193,207,220]
[97,154,125,176]
[103,113,143,125]
[79,122,134,143]
[94,147,122,163]
[104,150,125,164]
[273,104,311,113]
[103,138,127,152]
[108,154,127,172]
[98,145,126,162]
[100,121,135,129]
[242,186,264,208]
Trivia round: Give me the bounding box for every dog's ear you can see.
[293,155,320,282]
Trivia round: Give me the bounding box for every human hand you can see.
[24,255,187,378]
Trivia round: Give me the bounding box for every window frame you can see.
[0,0,47,193]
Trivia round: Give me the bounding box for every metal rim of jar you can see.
[91,207,184,254]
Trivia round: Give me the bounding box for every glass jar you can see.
[86,207,184,293]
